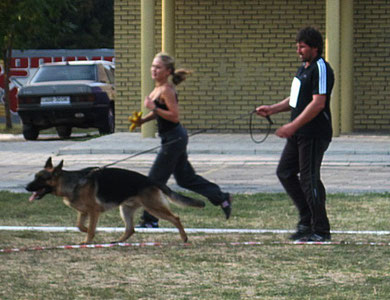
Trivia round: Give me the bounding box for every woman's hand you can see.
[129,111,143,131]
[144,96,156,111]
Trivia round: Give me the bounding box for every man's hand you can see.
[275,122,297,138]
[255,105,272,117]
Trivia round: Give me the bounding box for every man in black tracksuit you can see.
[256,27,334,242]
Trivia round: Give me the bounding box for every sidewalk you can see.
[56,132,390,165]
[1,132,389,194]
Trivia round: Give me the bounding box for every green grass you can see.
[0,123,23,134]
[1,191,390,299]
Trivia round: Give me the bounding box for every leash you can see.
[102,137,181,168]
[188,109,273,139]
[103,110,273,168]
[249,111,274,144]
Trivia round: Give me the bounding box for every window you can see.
[31,65,97,83]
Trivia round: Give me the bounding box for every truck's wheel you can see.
[22,124,39,141]
[98,105,115,135]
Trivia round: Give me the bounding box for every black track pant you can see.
[143,124,229,223]
[276,135,331,235]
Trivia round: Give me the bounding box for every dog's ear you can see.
[44,157,53,169]
[53,160,64,176]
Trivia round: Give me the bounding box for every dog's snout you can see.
[25,182,33,191]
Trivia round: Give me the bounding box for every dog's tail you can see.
[156,183,205,208]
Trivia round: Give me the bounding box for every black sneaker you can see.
[288,225,312,241]
[299,233,331,242]
[221,195,233,219]
[136,221,159,228]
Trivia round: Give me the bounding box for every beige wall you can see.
[114,0,390,133]
[354,0,390,131]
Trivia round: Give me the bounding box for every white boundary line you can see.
[1,226,390,235]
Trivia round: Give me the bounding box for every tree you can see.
[58,0,113,49]
[25,0,114,49]
[0,0,73,129]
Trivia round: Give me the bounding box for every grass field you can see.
[1,191,390,299]
[0,122,22,135]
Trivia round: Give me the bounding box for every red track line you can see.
[2,240,390,254]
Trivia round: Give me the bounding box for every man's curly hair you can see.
[296,26,324,56]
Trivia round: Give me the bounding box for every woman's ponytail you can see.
[172,69,192,85]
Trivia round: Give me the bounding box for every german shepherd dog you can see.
[26,157,205,244]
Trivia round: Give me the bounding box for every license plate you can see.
[41,96,70,105]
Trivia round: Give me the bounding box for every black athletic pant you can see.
[276,135,331,235]
[143,124,229,223]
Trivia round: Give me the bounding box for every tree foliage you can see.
[0,0,73,128]
[24,0,114,49]
[0,0,75,53]
[0,0,113,128]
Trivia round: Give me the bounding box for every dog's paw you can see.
[77,226,88,233]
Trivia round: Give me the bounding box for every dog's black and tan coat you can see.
[26,157,205,244]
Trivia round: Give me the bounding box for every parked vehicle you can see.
[17,60,115,140]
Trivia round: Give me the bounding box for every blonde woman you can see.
[137,53,232,227]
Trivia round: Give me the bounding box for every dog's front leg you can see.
[76,211,88,233]
[83,211,100,244]
[116,204,138,243]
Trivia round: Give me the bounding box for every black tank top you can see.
[154,96,180,134]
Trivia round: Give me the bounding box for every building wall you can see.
[354,0,390,131]
[114,1,141,131]
[114,0,390,133]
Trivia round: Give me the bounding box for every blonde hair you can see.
[154,52,192,85]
